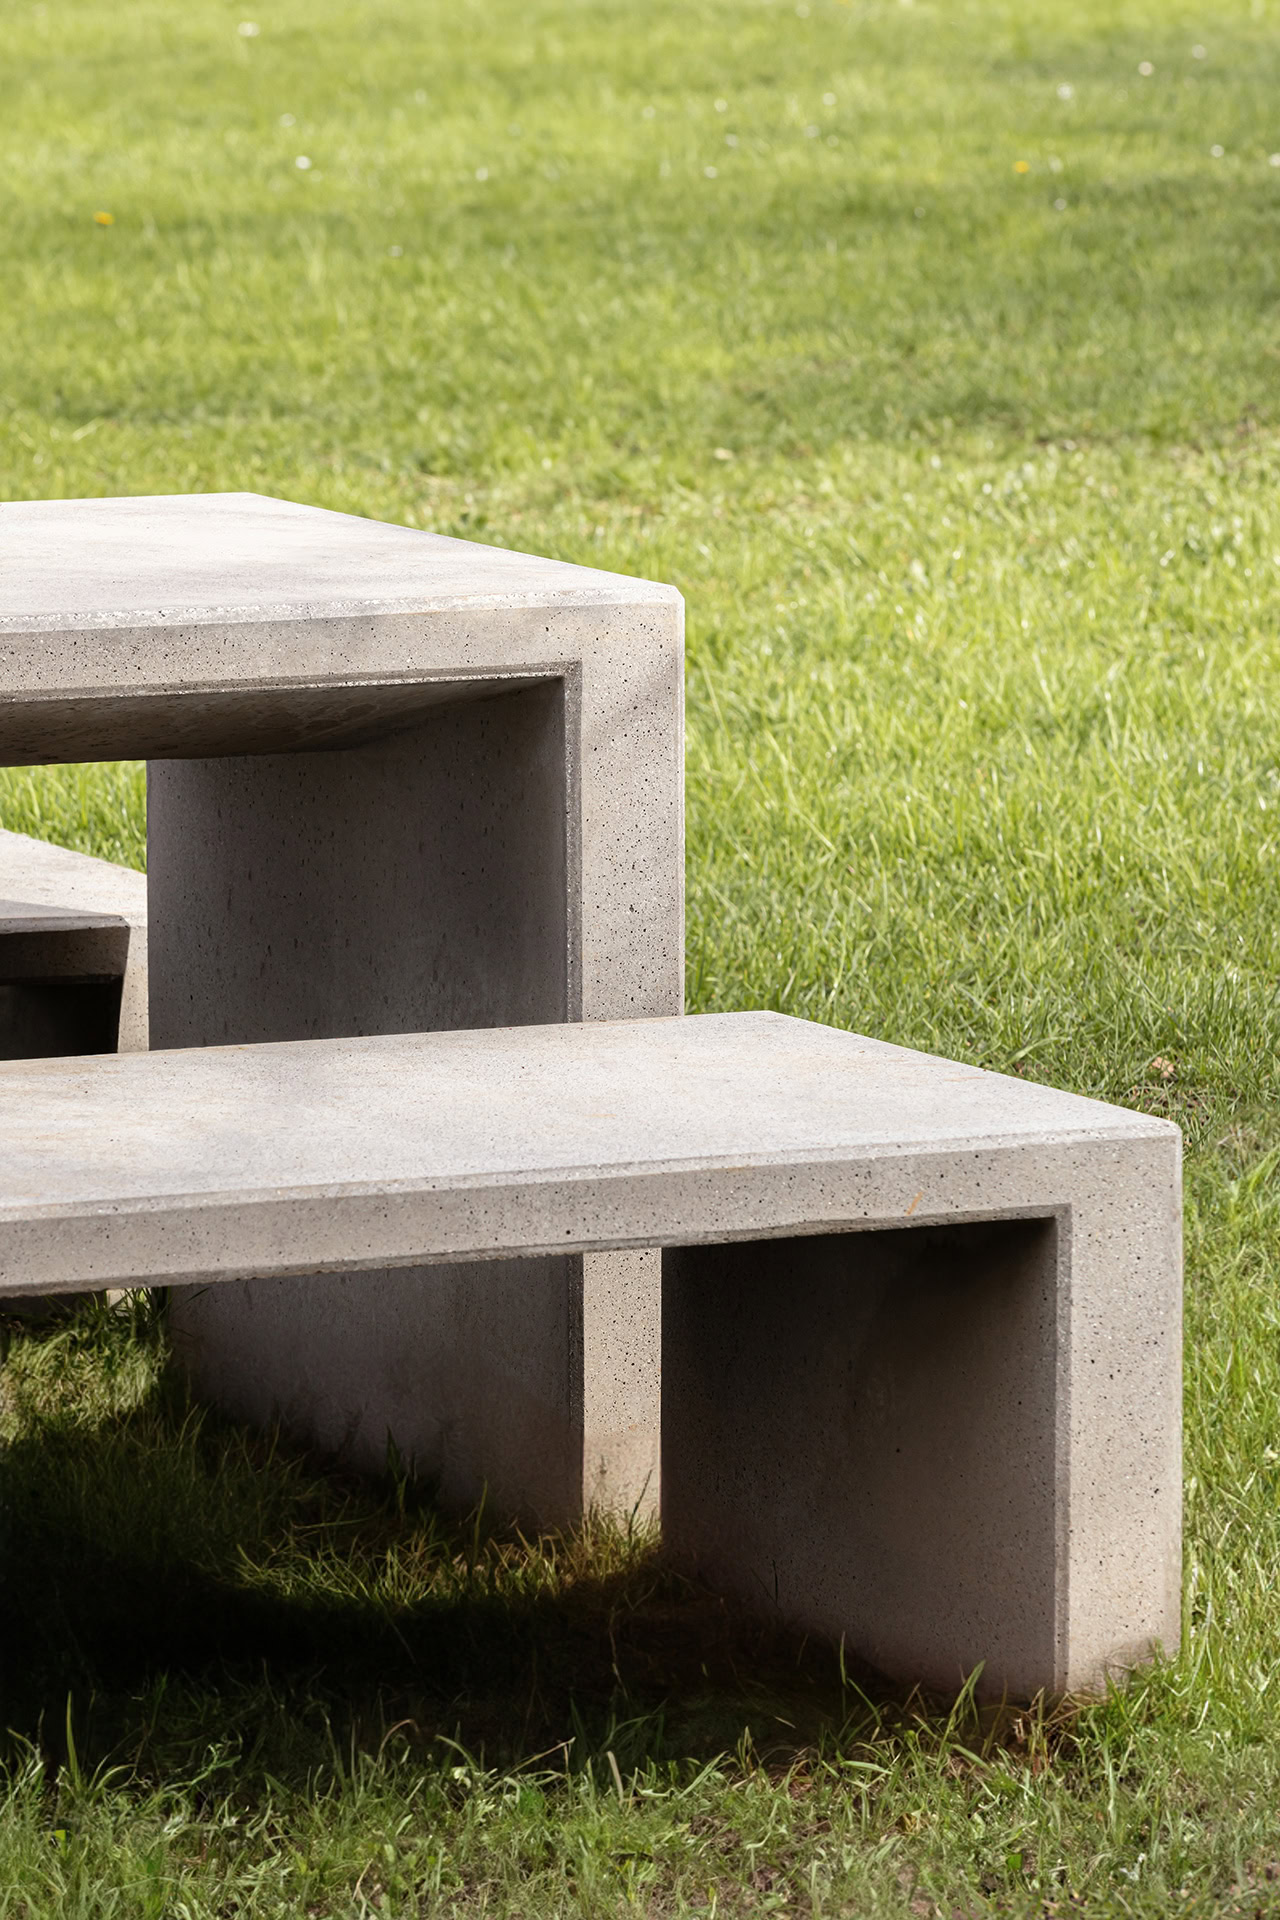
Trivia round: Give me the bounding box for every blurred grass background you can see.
[4,0,1280,1912]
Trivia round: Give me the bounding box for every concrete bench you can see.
[0,827,147,1058]
[0,490,683,1522]
[0,1009,1181,1699]
[0,828,148,1313]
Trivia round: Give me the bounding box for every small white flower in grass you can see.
[295,154,312,169]
[823,92,836,106]
[279,113,295,127]
[1057,82,1074,100]
[704,165,718,177]
[475,167,489,181]
[827,134,838,145]
[1138,61,1154,76]
[1049,155,1063,172]
[1270,154,1280,167]
[642,105,655,119]
[1192,44,1206,58]
[715,98,728,112]
[804,124,819,137]
[237,20,259,35]
[725,133,739,146]
[1211,144,1224,157]
[1054,197,1068,210]
[913,205,924,217]
[388,245,402,256]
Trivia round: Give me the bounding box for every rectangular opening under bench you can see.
[0,1009,1181,1700]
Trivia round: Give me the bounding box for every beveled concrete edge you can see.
[0,584,684,636]
[0,1133,1180,1295]
[0,602,686,763]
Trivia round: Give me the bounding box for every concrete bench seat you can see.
[0,1009,1181,1699]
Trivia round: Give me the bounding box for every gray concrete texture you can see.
[0,1011,1182,1699]
[0,826,148,1056]
[0,491,684,1522]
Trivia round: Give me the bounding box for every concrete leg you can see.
[150,682,668,1523]
[165,1250,659,1523]
[662,1201,1181,1699]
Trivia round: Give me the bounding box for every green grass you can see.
[5,0,1280,1909]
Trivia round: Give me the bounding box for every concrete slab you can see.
[0,492,684,1521]
[0,1010,1171,1263]
[0,491,683,769]
[0,827,148,1053]
[0,1011,1181,1698]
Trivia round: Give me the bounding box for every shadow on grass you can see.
[0,1295,911,1793]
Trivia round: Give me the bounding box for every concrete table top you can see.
[0,491,681,761]
[0,1011,1174,1296]
[0,491,674,628]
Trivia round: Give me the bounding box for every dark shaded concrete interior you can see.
[662,1218,1062,1696]
[0,977,123,1060]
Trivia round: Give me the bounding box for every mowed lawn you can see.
[4,0,1280,1911]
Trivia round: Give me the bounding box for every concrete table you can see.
[0,1011,1182,1699]
[0,492,684,1522]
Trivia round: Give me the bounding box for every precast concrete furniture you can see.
[0,827,147,1059]
[0,1011,1181,1699]
[0,828,148,1315]
[0,491,684,1523]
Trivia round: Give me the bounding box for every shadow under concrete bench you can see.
[0,1010,1181,1700]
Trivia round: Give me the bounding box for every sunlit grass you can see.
[5,0,1280,1910]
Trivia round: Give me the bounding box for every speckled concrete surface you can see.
[0,492,683,1520]
[0,1010,1181,1696]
